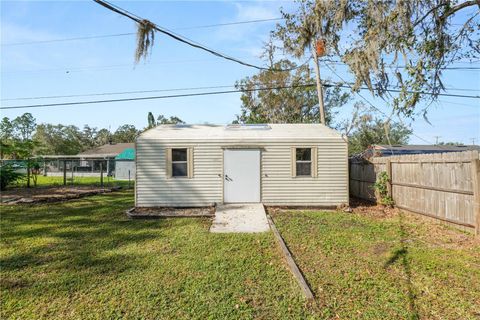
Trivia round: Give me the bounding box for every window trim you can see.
[166,147,193,179]
[172,148,188,177]
[291,147,318,178]
[295,148,312,177]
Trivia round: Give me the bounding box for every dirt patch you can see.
[127,206,215,218]
[349,197,399,219]
[1,186,121,205]
[372,242,390,255]
[0,277,29,290]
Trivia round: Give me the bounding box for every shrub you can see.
[0,163,25,191]
[373,171,395,206]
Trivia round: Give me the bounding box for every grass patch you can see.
[7,175,133,190]
[3,193,479,319]
[1,191,310,319]
[271,209,480,319]
[33,175,133,188]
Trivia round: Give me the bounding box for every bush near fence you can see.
[349,150,480,235]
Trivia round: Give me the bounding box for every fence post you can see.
[100,162,104,188]
[385,159,393,198]
[63,160,67,186]
[471,157,480,236]
[26,158,31,188]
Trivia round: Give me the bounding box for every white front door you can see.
[223,149,260,203]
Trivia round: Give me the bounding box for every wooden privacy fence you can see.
[349,150,480,235]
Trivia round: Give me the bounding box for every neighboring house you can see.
[364,144,480,158]
[44,143,134,178]
[135,124,348,207]
[76,142,134,176]
[115,148,135,180]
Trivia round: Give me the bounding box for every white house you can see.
[135,124,348,207]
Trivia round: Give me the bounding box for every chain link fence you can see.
[1,158,134,189]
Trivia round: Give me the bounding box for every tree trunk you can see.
[311,41,326,125]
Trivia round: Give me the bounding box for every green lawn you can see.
[271,209,480,319]
[2,192,479,319]
[31,175,133,188]
[1,191,308,319]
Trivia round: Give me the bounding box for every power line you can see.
[322,59,480,70]
[1,18,283,46]
[322,61,454,149]
[1,85,236,101]
[0,84,319,110]
[92,0,294,72]
[1,59,225,74]
[3,79,479,102]
[1,33,134,46]
[436,99,479,107]
[3,56,478,75]
[175,18,283,30]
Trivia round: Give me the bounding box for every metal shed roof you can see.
[358,144,480,159]
[115,148,135,160]
[138,124,343,141]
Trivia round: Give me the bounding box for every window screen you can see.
[296,148,312,176]
[172,148,188,177]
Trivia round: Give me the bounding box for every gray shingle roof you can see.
[77,143,134,157]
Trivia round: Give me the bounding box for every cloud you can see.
[206,1,284,61]
[215,2,280,44]
[233,2,279,21]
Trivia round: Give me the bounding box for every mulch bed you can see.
[1,186,122,205]
[127,206,215,219]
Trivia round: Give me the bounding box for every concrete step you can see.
[210,203,270,233]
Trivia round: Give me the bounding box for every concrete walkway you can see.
[210,203,270,233]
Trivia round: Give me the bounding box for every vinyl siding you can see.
[261,141,348,205]
[136,142,222,207]
[136,138,348,207]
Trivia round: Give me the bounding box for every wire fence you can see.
[1,158,135,189]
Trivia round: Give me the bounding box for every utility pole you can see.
[472,138,476,145]
[434,136,441,145]
[311,39,326,125]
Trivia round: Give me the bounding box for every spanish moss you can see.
[135,19,156,63]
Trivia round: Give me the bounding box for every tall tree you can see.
[1,113,38,160]
[156,115,185,125]
[0,117,14,159]
[275,1,351,124]
[95,129,111,146]
[81,125,99,149]
[33,124,84,155]
[235,58,349,125]
[112,125,140,143]
[147,112,156,129]
[146,112,185,129]
[275,0,479,117]
[348,113,412,155]
[12,113,36,141]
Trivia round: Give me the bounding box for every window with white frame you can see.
[295,148,312,176]
[172,148,188,177]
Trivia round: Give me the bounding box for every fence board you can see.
[349,150,480,233]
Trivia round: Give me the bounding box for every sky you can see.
[1,0,479,145]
